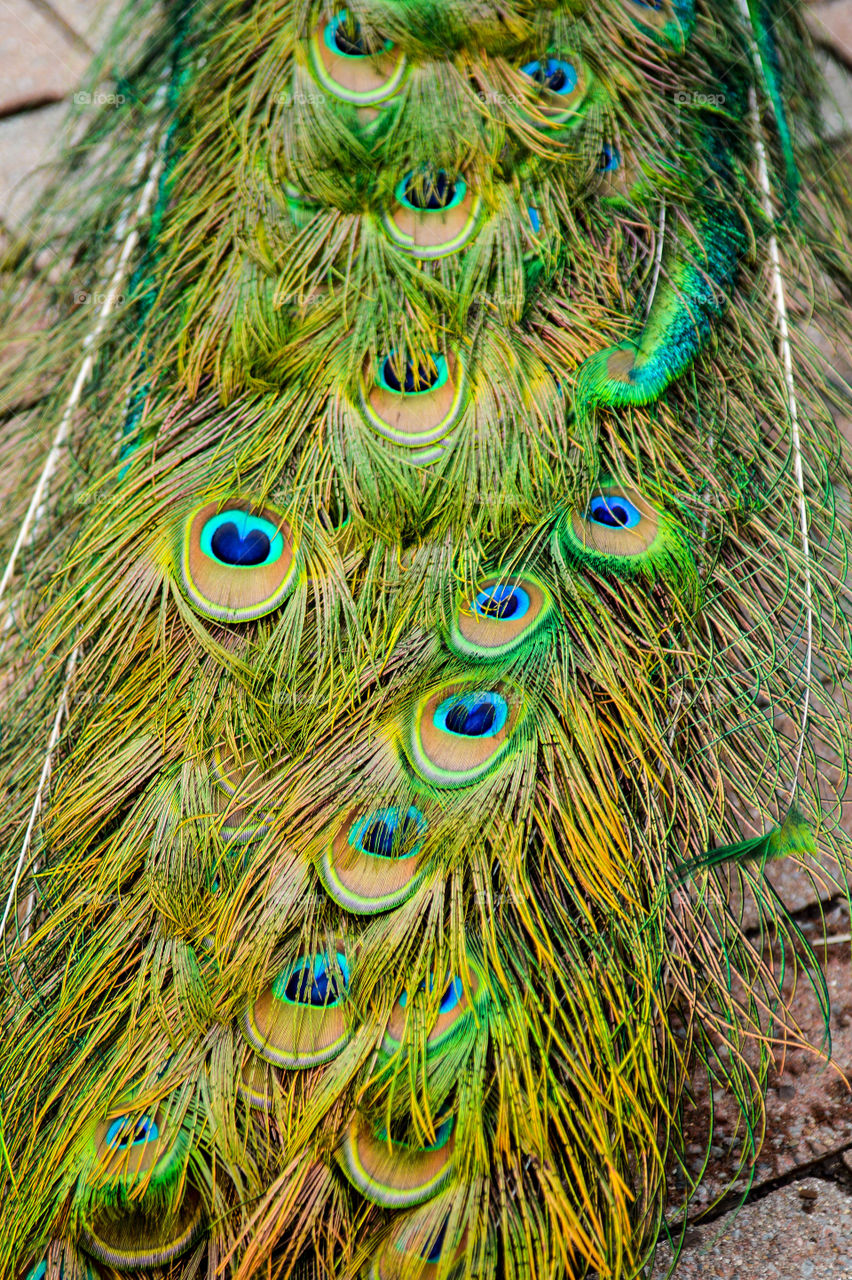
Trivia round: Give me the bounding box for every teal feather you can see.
[672,806,818,880]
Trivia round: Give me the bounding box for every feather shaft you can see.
[736,0,813,795]
[0,95,168,612]
[0,647,77,946]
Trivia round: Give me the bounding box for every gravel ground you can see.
[653,1179,852,1279]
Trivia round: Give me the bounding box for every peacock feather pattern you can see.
[1,0,852,1276]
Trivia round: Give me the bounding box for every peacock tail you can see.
[1,0,851,1276]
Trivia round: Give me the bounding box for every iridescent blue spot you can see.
[397,974,463,1014]
[25,1265,47,1280]
[423,1218,450,1263]
[379,352,447,394]
[282,953,350,1006]
[630,0,664,9]
[472,584,530,621]
[211,521,270,566]
[397,170,466,212]
[521,58,579,95]
[200,510,285,568]
[434,690,508,738]
[324,11,391,56]
[439,977,464,1014]
[528,206,541,233]
[587,494,642,530]
[105,1113,159,1150]
[598,143,621,173]
[349,806,427,859]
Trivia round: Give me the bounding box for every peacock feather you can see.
[1,0,851,1276]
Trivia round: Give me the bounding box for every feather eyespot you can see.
[374,1201,469,1279]
[310,11,407,105]
[384,166,482,259]
[563,484,659,571]
[105,1114,160,1150]
[242,950,352,1067]
[80,1190,205,1269]
[90,1104,185,1186]
[383,960,484,1057]
[281,952,350,1006]
[325,11,389,56]
[521,57,578,95]
[80,1105,203,1267]
[434,691,507,738]
[237,1055,279,1112]
[405,679,522,787]
[448,572,553,659]
[598,143,621,173]
[210,745,281,849]
[177,499,300,623]
[557,481,697,599]
[519,54,593,125]
[359,349,467,452]
[397,170,466,212]
[337,1110,456,1207]
[316,804,428,914]
[587,493,641,529]
[379,352,447,394]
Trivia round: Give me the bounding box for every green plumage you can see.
[1,0,851,1277]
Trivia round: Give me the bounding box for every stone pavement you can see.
[3,3,852,1278]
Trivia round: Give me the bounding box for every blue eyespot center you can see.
[350,805,427,859]
[630,0,664,9]
[435,690,509,738]
[471,583,530,621]
[521,58,579,96]
[200,509,285,568]
[398,169,463,211]
[587,494,642,530]
[528,205,541,233]
[439,976,464,1013]
[280,952,350,1006]
[325,11,389,56]
[422,1218,450,1263]
[397,974,463,1015]
[211,521,270,565]
[379,351,447,394]
[105,1113,160,1150]
[598,143,621,173]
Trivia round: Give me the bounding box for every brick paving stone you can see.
[0,102,66,232]
[0,0,87,115]
[47,0,130,47]
[817,50,852,137]
[807,1,852,66]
